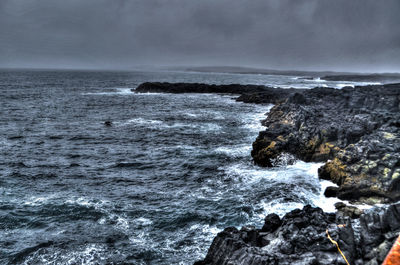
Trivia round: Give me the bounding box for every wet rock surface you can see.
[195,204,400,265]
[252,84,400,202]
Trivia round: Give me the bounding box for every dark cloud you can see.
[0,0,399,72]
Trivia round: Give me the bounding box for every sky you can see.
[0,0,399,72]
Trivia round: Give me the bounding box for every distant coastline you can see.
[171,65,400,84]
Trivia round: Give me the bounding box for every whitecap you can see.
[336,83,355,89]
[82,87,135,95]
[134,217,153,226]
[129,231,149,245]
[119,118,163,127]
[214,145,251,157]
[23,243,109,265]
[65,197,111,210]
[184,113,198,118]
[199,123,221,132]
[313,77,326,83]
[23,196,52,206]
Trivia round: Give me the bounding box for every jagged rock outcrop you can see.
[252,84,400,203]
[134,82,301,104]
[195,204,400,265]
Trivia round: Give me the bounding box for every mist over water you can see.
[0,70,356,264]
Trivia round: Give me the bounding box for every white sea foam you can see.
[165,122,221,132]
[119,117,221,132]
[82,87,135,95]
[222,160,344,215]
[189,223,220,236]
[121,118,163,126]
[258,200,306,218]
[286,161,342,213]
[221,163,279,183]
[129,231,149,245]
[337,83,355,88]
[184,113,199,118]
[23,196,50,206]
[241,106,271,131]
[214,145,251,157]
[314,77,326,83]
[23,243,110,265]
[134,92,164,95]
[134,217,153,226]
[65,197,131,231]
[23,194,59,206]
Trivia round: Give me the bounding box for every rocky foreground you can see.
[134,82,400,264]
[195,203,400,265]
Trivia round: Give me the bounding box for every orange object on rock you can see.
[382,234,400,265]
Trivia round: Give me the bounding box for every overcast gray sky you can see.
[0,0,399,72]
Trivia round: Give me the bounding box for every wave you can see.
[65,197,130,232]
[221,160,343,215]
[213,145,251,158]
[82,87,135,95]
[133,217,153,226]
[119,117,222,132]
[14,241,54,264]
[23,194,57,206]
[118,118,163,127]
[21,243,108,265]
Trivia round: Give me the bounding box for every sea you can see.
[0,69,377,264]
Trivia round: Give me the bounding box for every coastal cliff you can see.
[251,84,400,204]
[134,82,400,264]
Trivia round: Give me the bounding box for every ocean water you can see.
[0,70,372,264]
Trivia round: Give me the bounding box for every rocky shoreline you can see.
[194,203,400,265]
[134,82,400,264]
[251,84,400,204]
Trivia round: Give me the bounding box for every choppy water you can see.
[0,70,372,264]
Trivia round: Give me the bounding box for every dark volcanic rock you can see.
[252,83,400,202]
[197,204,400,265]
[334,202,363,219]
[134,82,300,104]
[324,186,339,198]
[261,214,281,232]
